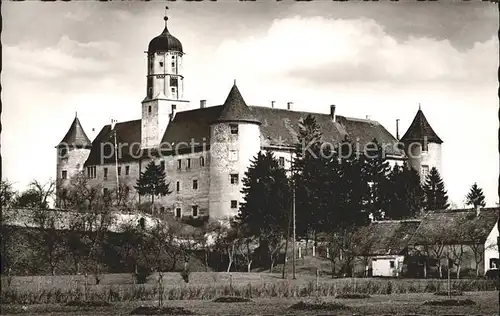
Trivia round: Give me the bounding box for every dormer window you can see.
[230,124,238,135]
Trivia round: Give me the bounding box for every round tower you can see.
[142,6,190,149]
[400,106,443,183]
[56,114,92,204]
[209,82,261,219]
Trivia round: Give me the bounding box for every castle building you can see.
[56,12,443,220]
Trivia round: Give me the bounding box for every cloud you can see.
[3,36,121,80]
[214,16,497,85]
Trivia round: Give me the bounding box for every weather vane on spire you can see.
[164,6,169,26]
[419,102,421,110]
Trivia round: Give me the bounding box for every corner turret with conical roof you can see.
[213,82,261,125]
[56,114,93,205]
[401,106,443,182]
[209,82,262,219]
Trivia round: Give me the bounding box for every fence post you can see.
[84,273,88,302]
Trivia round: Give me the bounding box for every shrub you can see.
[289,301,350,311]
[213,296,252,303]
[336,293,371,299]
[65,300,111,307]
[130,306,194,315]
[434,290,463,296]
[423,299,475,306]
[180,268,190,283]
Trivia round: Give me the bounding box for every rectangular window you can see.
[389,261,395,268]
[176,181,180,192]
[171,62,175,68]
[148,105,152,114]
[192,205,198,217]
[490,258,498,269]
[62,170,67,180]
[192,179,198,190]
[171,87,175,93]
[200,156,205,167]
[230,200,238,209]
[177,159,182,169]
[103,167,108,180]
[229,150,238,161]
[171,104,177,112]
[187,158,191,169]
[118,166,122,176]
[92,166,96,178]
[176,208,181,218]
[160,161,165,170]
[230,124,238,135]
[170,77,178,87]
[278,157,285,168]
[103,188,109,196]
[87,167,91,178]
[125,166,130,175]
[230,174,239,184]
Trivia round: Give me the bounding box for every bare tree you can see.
[448,244,466,279]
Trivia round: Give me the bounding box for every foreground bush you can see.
[289,301,350,311]
[130,306,194,315]
[423,299,476,306]
[1,278,497,305]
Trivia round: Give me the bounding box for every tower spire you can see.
[164,6,169,28]
[419,102,421,111]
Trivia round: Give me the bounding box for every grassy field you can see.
[2,271,498,306]
[1,291,498,315]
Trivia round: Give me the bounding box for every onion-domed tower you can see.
[141,7,191,149]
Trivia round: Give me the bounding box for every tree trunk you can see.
[423,260,427,279]
[226,258,233,272]
[282,235,289,279]
[247,260,252,273]
[204,250,209,272]
[331,260,336,279]
[270,258,275,273]
[51,265,56,276]
[456,263,461,279]
[151,195,155,216]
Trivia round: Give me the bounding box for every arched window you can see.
[199,156,205,167]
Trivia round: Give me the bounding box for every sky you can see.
[2,0,499,207]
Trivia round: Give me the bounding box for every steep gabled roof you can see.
[57,116,92,149]
[84,119,142,166]
[400,109,443,144]
[362,220,422,256]
[213,84,260,125]
[409,208,499,245]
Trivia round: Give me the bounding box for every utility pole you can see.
[292,184,296,280]
[111,119,120,194]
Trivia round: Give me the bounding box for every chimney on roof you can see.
[366,115,371,120]
[396,119,400,140]
[287,102,293,110]
[271,101,275,108]
[200,100,206,109]
[330,105,336,122]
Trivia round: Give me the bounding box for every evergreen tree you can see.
[423,166,449,211]
[384,162,424,219]
[237,151,290,236]
[237,151,291,270]
[292,115,325,241]
[134,161,171,213]
[465,183,486,208]
[363,138,391,220]
[335,137,371,228]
